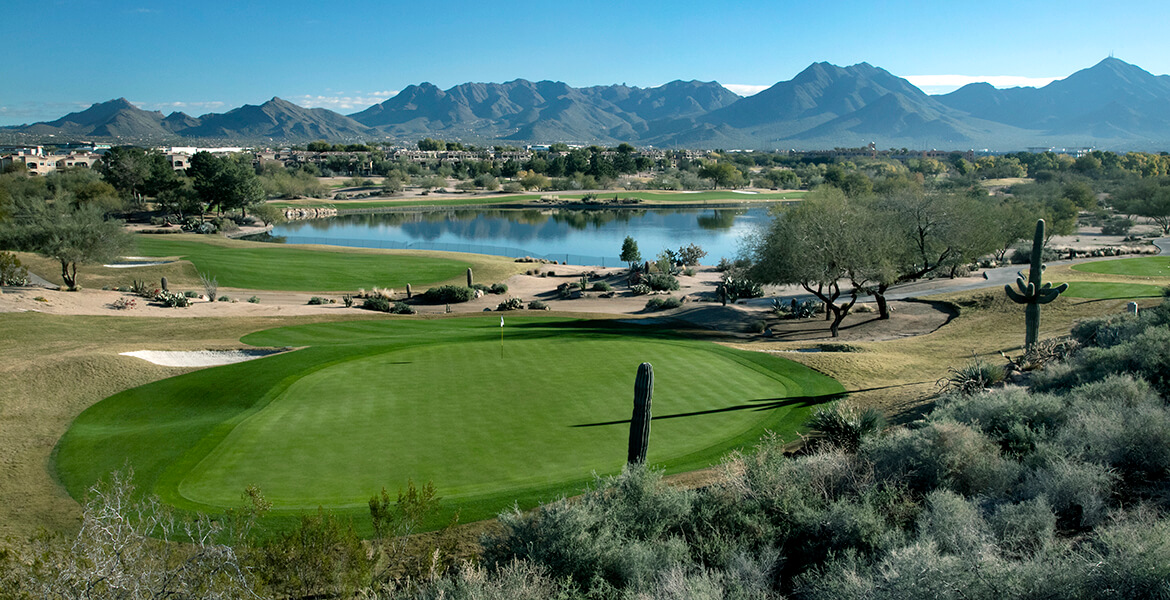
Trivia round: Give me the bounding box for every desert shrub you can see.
[420,285,475,304]
[722,277,764,302]
[110,297,137,310]
[749,319,766,333]
[775,298,820,318]
[362,296,391,312]
[804,403,885,453]
[1070,313,1146,348]
[916,490,989,556]
[247,295,260,304]
[988,497,1056,557]
[647,273,680,291]
[630,284,652,296]
[1101,216,1133,236]
[198,271,218,302]
[1019,455,1114,528]
[377,560,571,600]
[130,279,154,297]
[391,302,415,315]
[342,294,353,308]
[527,300,548,310]
[1056,376,1170,483]
[932,387,1065,457]
[212,216,239,233]
[937,357,1003,396]
[308,296,328,305]
[1045,326,1170,395]
[182,290,199,298]
[591,281,612,292]
[217,295,231,302]
[154,291,190,307]
[0,252,30,286]
[864,421,1016,497]
[645,296,682,311]
[489,282,508,294]
[482,465,693,591]
[496,297,523,311]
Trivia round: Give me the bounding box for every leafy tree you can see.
[251,202,286,227]
[518,170,550,191]
[748,187,882,337]
[188,152,264,216]
[97,146,152,203]
[620,236,642,270]
[0,201,132,290]
[417,138,445,151]
[698,162,744,188]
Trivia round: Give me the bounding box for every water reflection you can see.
[271,206,768,263]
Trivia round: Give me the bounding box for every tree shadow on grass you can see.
[570,382,927,428]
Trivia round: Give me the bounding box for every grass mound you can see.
[54,316,842,530]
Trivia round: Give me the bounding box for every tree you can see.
[698,162,744,188]
[98,146,151,204]
[748,188,881,337]
[620,236,642,270]
[0,201,132,290]
[251,202,286,227]
[417,138,444,151]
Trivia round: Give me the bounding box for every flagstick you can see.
[500,316,504,358]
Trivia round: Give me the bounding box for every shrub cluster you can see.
[0,252,30,286]
[419,285,475,304]
[644,296,682,311]
[362,297,415,314]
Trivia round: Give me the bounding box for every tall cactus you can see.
[466,268,474,287]
[1005,219,1068,349]
[627,363,654,465]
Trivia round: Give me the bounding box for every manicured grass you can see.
[1063,281,1166,299]
[132,235,480,291]
[271,190,806,210]
[54,316,843,531]
[1072,256,1170,278]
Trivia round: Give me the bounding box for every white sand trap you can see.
[120,349,287,367]
[104,261,173,268]
[730,190,759,194]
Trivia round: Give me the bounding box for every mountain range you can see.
[5,58,1170,151]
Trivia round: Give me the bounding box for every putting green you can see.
[1072,256,1170,278]
[55,317,843,527]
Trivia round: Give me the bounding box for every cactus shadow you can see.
[571,391,847,428]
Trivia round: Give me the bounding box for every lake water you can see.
[268,206,773,267]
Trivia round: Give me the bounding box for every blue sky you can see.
[3,0,1168,126]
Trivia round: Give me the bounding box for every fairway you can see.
[55,317,842,526]
[133,235,474,291]
[1071,256,1170,278]
[1063,281,1165,299]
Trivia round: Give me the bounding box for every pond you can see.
[265,206,774,267]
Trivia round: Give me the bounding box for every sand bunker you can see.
[120,349,287,367]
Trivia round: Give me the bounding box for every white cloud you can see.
[289,92,398,112]
[905,75,1060,95]
[724,84,770,97]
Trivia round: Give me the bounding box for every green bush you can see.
[988,497,1056,557]
[217,295,231,302]
[932,387,1065,457]
[864,420,1016,497]
[308,296,328,305]
[391,302,415,315]
[645,296,682,311]
[1020,455,1115,528]
[647,273,680,291]
[591,281,612,292]
[916,490,989,555]
[937,357,1003,396]
[630,284,652,296]
[362,297,390,312]
[527,300,548,310]
[805,403,885,453]
[489,283,508,294]
[420,285,476,304]
[247,295,260,304]
[0,252,30,286]
[183,290,199,298]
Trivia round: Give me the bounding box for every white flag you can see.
[500,316,504,328]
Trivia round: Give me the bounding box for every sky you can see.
[3,0,1169,126]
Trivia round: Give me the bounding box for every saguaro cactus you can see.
[627,362,654,465]
[406,283,412,299]
[466,268,474,287]
[1005,219,1068,349]
[160,276,168,292]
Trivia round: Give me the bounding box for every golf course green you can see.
[1071,256,1170,278]
[54,316,843,528]
[1063,281,1165,299]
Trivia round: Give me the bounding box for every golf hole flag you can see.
[500,316,504,327]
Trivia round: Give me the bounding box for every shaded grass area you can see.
[54,316,842,534]
[1072,256,1170,278]
[130,234,519,292]
[1063,281,1165,299]
[271,190,806,210]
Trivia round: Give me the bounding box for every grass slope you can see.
[132,235,507,291]
[54,317,842,531]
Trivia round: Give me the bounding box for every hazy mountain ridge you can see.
[6,58,1170,150]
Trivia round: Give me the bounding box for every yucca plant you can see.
[804,402,885,452]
